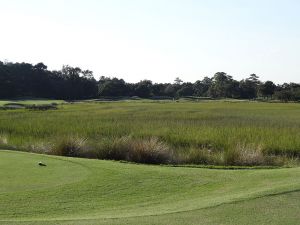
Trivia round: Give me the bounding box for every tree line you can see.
[1,61,300,101]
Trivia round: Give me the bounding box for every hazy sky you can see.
[1,0,300,83]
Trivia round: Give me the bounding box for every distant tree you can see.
[274,90,295,102]
[61,66,82,99]
[209,72,238,98]
[0,61,13,98]
[1,60,300,102]
[274,83,300,102]
[239,74,260,99]
[98,78,128,97]
[62,65,81,79]
[259,81,277,99]
[134,80,153,98]
[164,84,177,97]
[31,63,52,98]
[152,83,169,96]
[176,82,194,97]
[81,74,98,99]
[34,62,47,71]
[248,74,260,84]
[82,70,94,80]
[174,77,183,85]
[230,80,242,99]
[193,77,212,97]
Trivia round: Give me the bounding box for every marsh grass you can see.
[0,133,8,146]
[24,136,293,166]
[95,136,131,160]
[127,137,172,164]
[44,136,173,164]
[0,101,300,166]
[179,148,223,165]
[51,136,87,157]
[224,144,266,166]
[94,136,173,164]
[26,142,53,154]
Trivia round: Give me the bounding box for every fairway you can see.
[1,150,300,225]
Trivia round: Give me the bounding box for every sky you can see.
[1,0,300,84]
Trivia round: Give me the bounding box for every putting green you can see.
[0,151,89,193]
[1,151,300,224]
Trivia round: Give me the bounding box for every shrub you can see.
[263,147,300,158]
[27,142,53,154]
[224,144,266,166]
[237,144,265,166]
[96,136,173,164]
[51,137,87,157]
[181,148,216,165]
[128,137,172,164]
[96,137,131,160]
[177,147,223,165]
[0,134,8,145]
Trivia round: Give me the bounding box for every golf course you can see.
[2,0,300,223]
[1,101,300,224]
[0,150,300,225]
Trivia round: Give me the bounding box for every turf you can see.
[1,150,299,225]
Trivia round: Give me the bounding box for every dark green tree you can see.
[259,81,276,99]
[193,77,212,97]
[209,72,239,98]
[134,80,153,98]
[98,78,128,97]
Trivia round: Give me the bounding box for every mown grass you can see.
[0,100,300,166]
[0,151,300,225]
[7,192,299,225]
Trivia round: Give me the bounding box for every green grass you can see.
[0,150,299,225]
[0,100,300,165]
[1,100,299,224]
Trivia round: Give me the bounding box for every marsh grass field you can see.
[0,100,300,166]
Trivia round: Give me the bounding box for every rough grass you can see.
[49,136,172,164]
[0,134,8,145]
[51,136,87,157]
[224,144,266,166]
[121,137,172,164]
[0,151,300,225]
[0,101,300,166]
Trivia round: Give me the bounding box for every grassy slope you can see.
[1,151,300,225]
[10,192,299,225]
